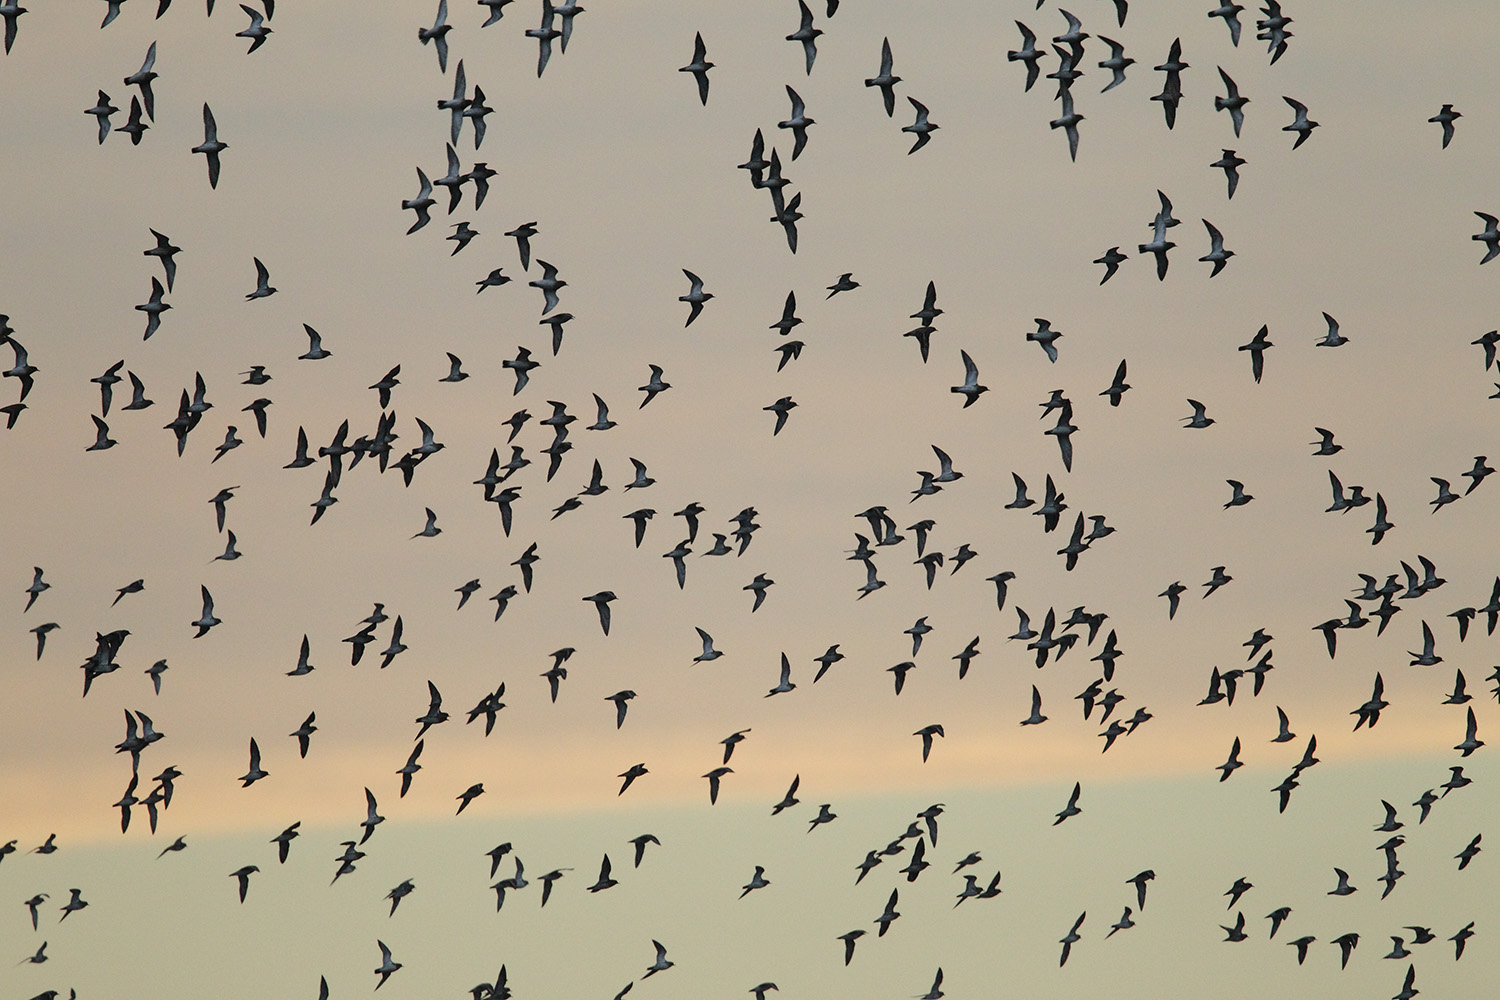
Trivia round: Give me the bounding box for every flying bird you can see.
[1053,781,1082,824]
[1430,103,1461,148]
[191,104,228,188]
[1332,932,1359,969]
[837,929,865,966]
[1367,493,1394,545]
[779,87,815,160]
[236,3,271,52]
[1058,911,1086,966]
[771,190,802,253]
[86,90,121,144]
[641,939,675,979]
[59,888,88,921]
[123,42,158,120]
[358,787,384,844]
[1328,867,1356,896]
[1009,22,1042,91]
[875,886,901,935]
[914,724,945,762]
[1215,68,1249,135]
[136,277,171,340]
[436,59,470,143]
[239,738,267,786]
[290,712,316,758]
[740,865,770,898]
[1238,324,1271,381]
[584,591,617,635]
[553,0,584,52]
[1217,737,1243,780]
[1160,581,1186,619]
[1126,870,1155,909]
[1094,247,1127,284]
[1451,922,1475,960]
[1474,212,1500,264]
[1097,35,1133,91]
[1282,97,1319,148]
[1201,220,1235,277]
[414,680,450,738]
[230,865,259,903]
[417,0,452,72]
[1183,399,1215,428]
[903,98,939,154]
[1053,7,1088,48]
[679,269,713,325]
[412,507,441,539]
[618,763,648,795]
[0,0,26,54]
[865,38,901,115]
[679,33,713,105]
[1212,148,1247,199]
[455,783,485,814]
[374,940,402,990]
[191,586,221,637]
[585,853,618,892]
[766,652,795,695]
[1107,907,1136,938]
[1455,707,1484,756]
[476,267,510,293]
[638,364,670,407]
[1209,1,1243,44]
[606,689,635,728]
[1049,90,1083,160]
[786,0,821,74]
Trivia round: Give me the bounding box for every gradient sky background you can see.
[1,1,1497,998]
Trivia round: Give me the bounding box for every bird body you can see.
[642,940,674,978]
[1059,911,1085,966]
[1283,97,1319,148]
[191,104,228,188]
[786,0,821,74]
[375,940,402,989]
[865,38,901,115]
[679,33,713,104]
[903,98,938,154]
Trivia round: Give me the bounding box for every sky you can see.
[1,1,1497,998]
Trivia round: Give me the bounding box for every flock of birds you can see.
[1,1,1496,999]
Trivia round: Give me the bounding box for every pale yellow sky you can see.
[2,1,1498,998]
